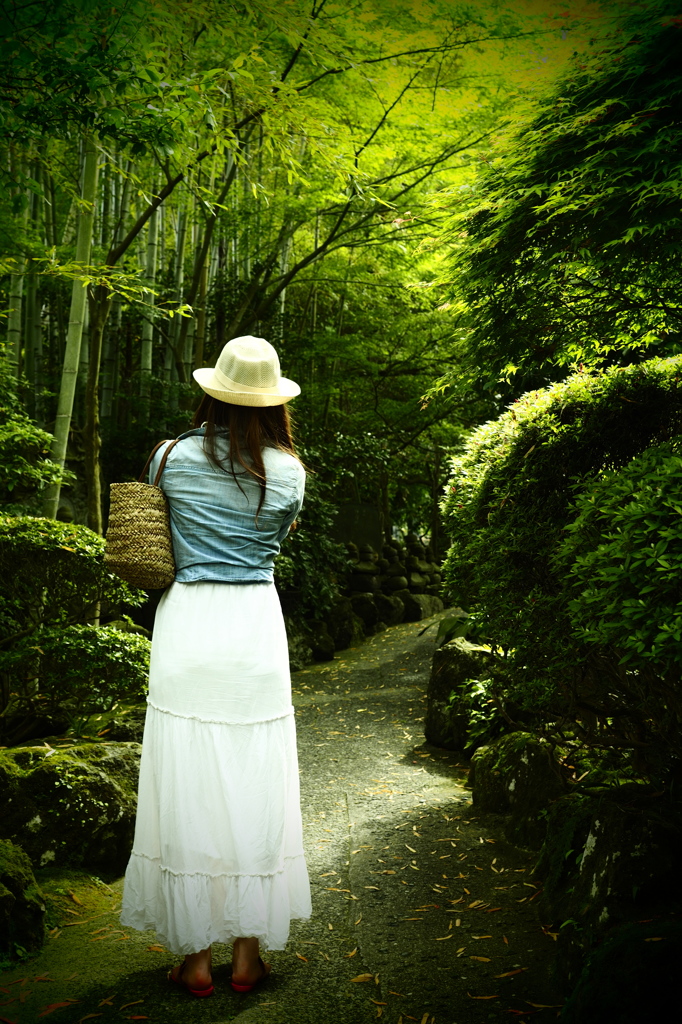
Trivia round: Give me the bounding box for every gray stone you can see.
[308,621,335,661]
[402,593,444,622]
[385,575,408,592]
[408,572,428,592]
[350,593,379,628]
[424,638,493,750]
[285,615,313,670]
[0,838,45,957]
[349,573,380,594]
[469,732,564,846]
[374,592,405,626]
[385,563,407,577]
[325,597,356,651]
[0,743,141,876]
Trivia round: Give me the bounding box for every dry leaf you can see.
[473,935,493,939]
[350,974,374,983]
[370,1000,387,1005]
[355,916,362,925]
[467,993,499,1000]
[38,1002,80,1018]
[328,923,334,930]
[470,956,492,962]
[147,945,165,952]
[346,948,358,957]
[296,953,308,962]
[644,937,663,942]
[364,885,380,890]
[526,1002,563,1009]
[495,968,527,978]
[435,934,453,941]
[68,891,84,906]
[503,935,509,945]
[119,1001,144,1011]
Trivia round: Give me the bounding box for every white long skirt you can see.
[120,581,311,955]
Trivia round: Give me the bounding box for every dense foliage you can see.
[436,0,682,391]
[0,625,150,736]
[441,356,682,781]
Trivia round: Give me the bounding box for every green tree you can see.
[435,0,682,392]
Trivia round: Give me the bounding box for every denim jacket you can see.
[150,428,305,584]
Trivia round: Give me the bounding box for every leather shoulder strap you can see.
[138,439,180,485]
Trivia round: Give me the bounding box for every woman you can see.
[120,336,312,997]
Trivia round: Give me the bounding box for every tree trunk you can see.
[43,139,99,519]
[139,196,159,419]
[83,285,112,534]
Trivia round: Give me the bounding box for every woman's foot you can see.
[231,937,271,992]
[169,947,214,996]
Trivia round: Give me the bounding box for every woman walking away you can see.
[120,336,312,996]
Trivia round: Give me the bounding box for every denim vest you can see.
[150,428,305,584]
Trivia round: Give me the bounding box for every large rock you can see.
[536,788,682,990]
[469,732,564,846]
[285,615,313,669]
[0,743,141,875]
[402,593,444,622]
[350,593,379,629]
[425,638,494,749]
[0,838,46,957]
[325,597,361,651]
[374,592,405,626]
[308,620,335,661]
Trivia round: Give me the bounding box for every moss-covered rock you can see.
[0,742,141,876]
[424,638,494,750]
[0,838,46,957]
[469,732,564,846]
[402,593,444,622]
[535,787,682,991]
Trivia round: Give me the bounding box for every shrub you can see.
[0,625,150,736]
[440,355,682,781]
[0,515,144,645]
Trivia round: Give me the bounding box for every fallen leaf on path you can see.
[0,1016,17,1024]
[355,916,362,925]
[120,1001,144,1010]
[296,953,308,961]
[147,945,165,952]
[435,934,453,941]
[503,936,509,944]
[78,1015,103,1022]
[389,991,404,996]
[644,937,663,942]
[350,974,374,983]
[473,935,493,939]
[346,948,358,957]
[38,1002,79,1017]
[495,968,527,978]
[364,886,380,890]
[98,996,114,1006]
[470,956,492,962]
[467,993,498,1000]
[370,999,387,1005]
[526,1002,563,1009]
[68,891,84,906]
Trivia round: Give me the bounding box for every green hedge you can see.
[0,625,150,735]
[441,355,682,781]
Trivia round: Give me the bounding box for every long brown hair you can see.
[191,394,298,516]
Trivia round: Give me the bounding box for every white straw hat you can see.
[193,336,300,406]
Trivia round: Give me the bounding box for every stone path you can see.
[0,615,562,1024]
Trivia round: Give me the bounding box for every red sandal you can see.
[230,956,271,993]
[168,960,215,998]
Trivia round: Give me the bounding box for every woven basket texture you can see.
[105,481,175,589]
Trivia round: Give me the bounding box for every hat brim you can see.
[193,367,300,406]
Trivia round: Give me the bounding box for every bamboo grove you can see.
[2,0,556,540]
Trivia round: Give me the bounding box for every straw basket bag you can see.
[104,439,179,590]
